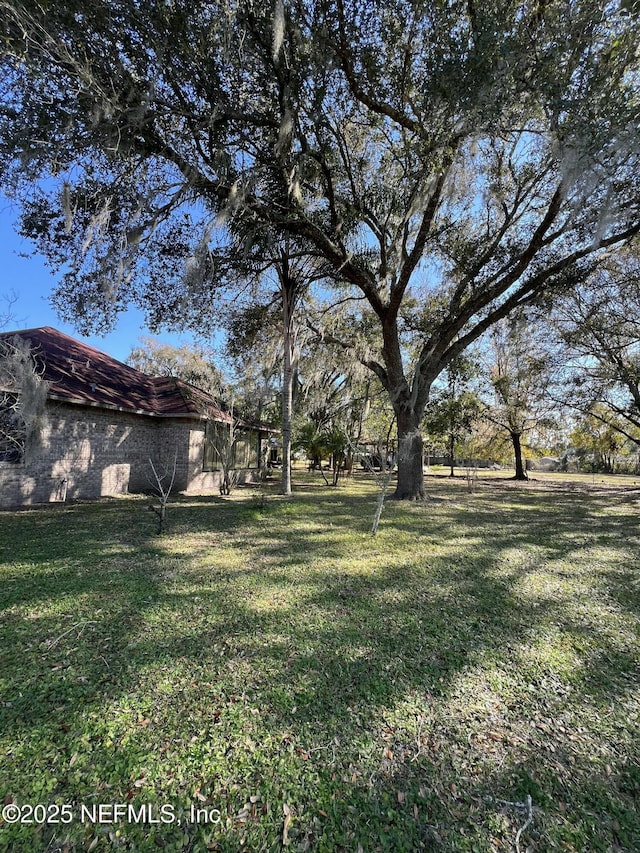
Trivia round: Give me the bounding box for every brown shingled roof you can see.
[0,326,232,422]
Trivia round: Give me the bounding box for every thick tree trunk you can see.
[281,302,293,496]
[379,312,431,500]
[511,431,527,480]
[448,432,455,477]
[332,452,344,487]
[392,411,425,500]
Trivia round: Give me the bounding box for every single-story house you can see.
[0,327,274,508]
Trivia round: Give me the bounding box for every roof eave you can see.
[46,393,273,428]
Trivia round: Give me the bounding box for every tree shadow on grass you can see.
[0,477,638,851]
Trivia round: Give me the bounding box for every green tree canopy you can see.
[424,354,482,476]
[556,245,640,447]
[481,313,560,479]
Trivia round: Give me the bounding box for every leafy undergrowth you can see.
[0,471,639,852]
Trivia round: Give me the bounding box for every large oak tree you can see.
[482,314,560,479]
[1,0,639,498]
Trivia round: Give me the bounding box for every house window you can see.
[0,392,25,463]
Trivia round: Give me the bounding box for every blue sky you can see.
[0,199,198,364]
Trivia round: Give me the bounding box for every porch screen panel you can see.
[203,420,227,471]
[232,430,259,469]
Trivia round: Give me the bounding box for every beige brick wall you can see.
[0,401,261,508]
[0,403,188,507]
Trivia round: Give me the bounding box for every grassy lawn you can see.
[0,471,639,852]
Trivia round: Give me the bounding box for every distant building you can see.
[0,327,273,508]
